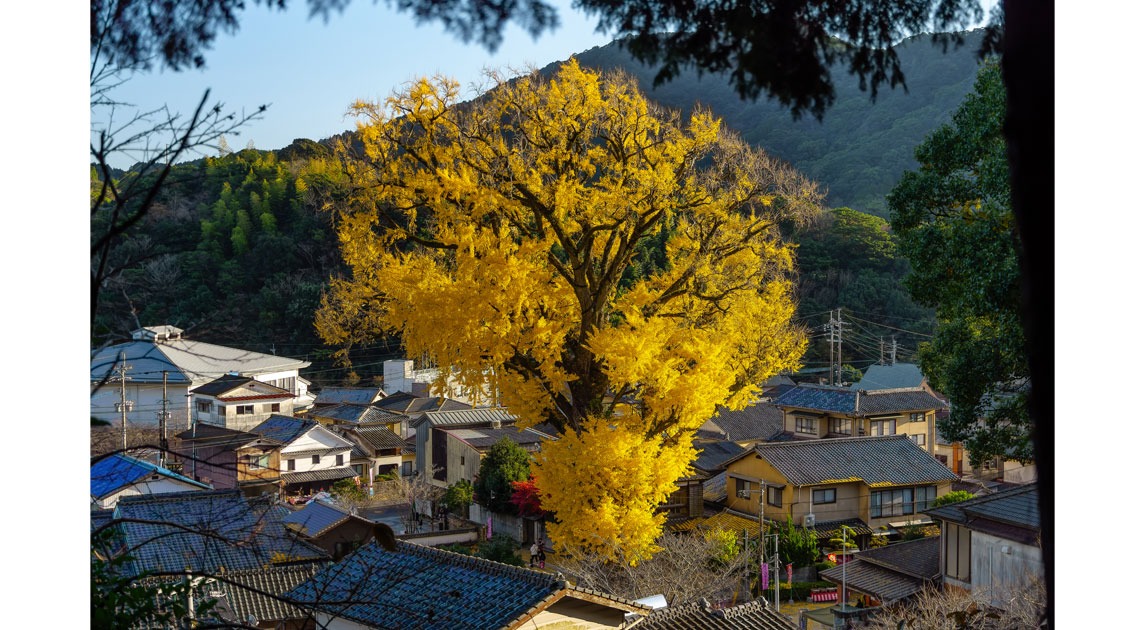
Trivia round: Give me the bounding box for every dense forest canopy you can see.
[91,34,987,384]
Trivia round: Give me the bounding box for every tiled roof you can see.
[112,490,329,577]
[280,467,358,485]
[772,385,944,416]
[249,415,319,445]
[693,440,747,472]
[91,452,210,500]
[637,597,797,630]
[414,408,517,428]
[820,537,940,603]
[286,540,561,629]
[314,386,386,406]
[704,403,785,443]
[850,363,927,391]
[282,499,353,537]
[190,373,258,396]
[92,507,115,532]
[744,435,958,487]
[926,484,1040,530]
[311,403,402,425]
[349,426,409,451]
[215,564,321,624]
[374,393,472,415]
[443,426,553,450]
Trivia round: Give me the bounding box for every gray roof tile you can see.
[926,484,1039,530]
[773,385,944,416]
[414,408,517,427]
[704,403,785,443]
[744,435,958,486]
[637,597,797,629]
[216,564,321,624]
[820,537,940,602]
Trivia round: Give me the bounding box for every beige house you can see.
[722,435,958,540]
[772,384,945,457]
[190,373,295,432]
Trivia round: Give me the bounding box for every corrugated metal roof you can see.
[92,336,309,385]
[443,425,552,449]
[91,452,210,499]
[415,408,518,427]
[311,403,403,425]
[350,426,408,451]
[637,597,797,630]
[749,435,959,486]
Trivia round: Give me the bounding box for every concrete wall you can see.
[972,531,1043,607]
[469,504,526,542]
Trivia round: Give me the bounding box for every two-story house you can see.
[722,435,958,550]
[771,384,945,457]
[441,425,554,487]
[91,325,313,430]
[248,415,359,498]
[410,407,517,485]
[189,373,295,432]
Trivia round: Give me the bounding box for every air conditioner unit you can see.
[803,514,816,528]
[115,401,134,412]
[736,489,752,499]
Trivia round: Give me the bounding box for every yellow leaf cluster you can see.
[315,59,822,562]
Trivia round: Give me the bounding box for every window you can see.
[870,485,937,518]
[869,419,897,436]
[401,461,413,476]
[735,478,752,499]
[829,418,852,435]
[909,412,926,423]
[795,417,817,435]
[270,403,281,413]
[767,485,782,507]
[217,404,226,416]
[460,456,466,466]
[287,459,296,471]
[911,433,927,447]
[336,454,344,466]
[246,454,269,469]
[196,399,212,413]
[944,523,972,581]
[235,404,254,415]
[312,454,320,464]
[812,488,836,504]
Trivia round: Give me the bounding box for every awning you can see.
[280,467,358,485]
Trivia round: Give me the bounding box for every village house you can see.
[411,407,517,484]
[91,325,313,430]
[338,424,413,482]
[282,499,380,560]
[285,540,651,629]
[250,415,359,498]
[722,435,958,550]
[925,483,1042,606]
[311,385,388,409]
[190,373,296,432]
[819,536,942,609]
[771,383,946,458]
[441,425,554,487]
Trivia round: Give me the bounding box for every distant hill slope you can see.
[545,31,987,217]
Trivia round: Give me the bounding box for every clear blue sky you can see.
[105,1,614,168]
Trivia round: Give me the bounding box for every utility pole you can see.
[157,371,170,468]
[827,312,835,386]
[827,308,848,386]
[890,337,898,366]
[116,352,132,450]
[879,338,885,366]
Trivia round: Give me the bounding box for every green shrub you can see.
[476,534,524,566]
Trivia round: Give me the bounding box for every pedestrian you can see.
[529,542,539,567]
[538,540,546,569]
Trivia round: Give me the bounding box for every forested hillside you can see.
[557,30,986,217]
[92,34,986,383]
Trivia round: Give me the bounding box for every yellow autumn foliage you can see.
[316,60,821,562]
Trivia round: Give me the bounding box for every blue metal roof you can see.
[287,540,559,629]
[90,452,209,499]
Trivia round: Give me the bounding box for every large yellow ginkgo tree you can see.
[316,60,820,563]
